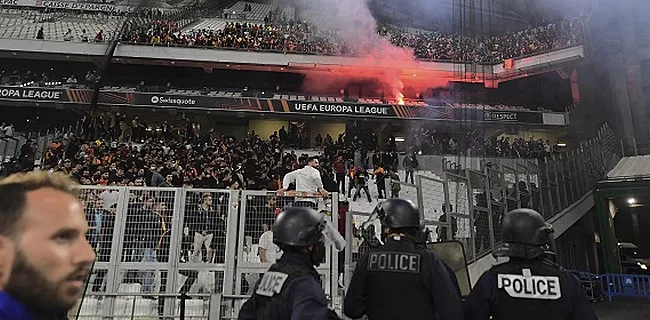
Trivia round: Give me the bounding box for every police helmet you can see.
[493,208,554,259]
[375,198,420,229]
[273,207,325,247]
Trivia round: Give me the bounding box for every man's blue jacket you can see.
[0,291,32,320]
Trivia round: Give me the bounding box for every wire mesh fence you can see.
[70,124,620,319]
[73,187,339,320]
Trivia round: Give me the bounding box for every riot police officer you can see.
[238,207,342,320]
[464,208,597,320]
[344,198,464,320]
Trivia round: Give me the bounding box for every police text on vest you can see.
[256,272,289,297]
[497,274,562,300]
[368,252,420,273]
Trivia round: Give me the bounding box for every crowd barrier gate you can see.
[600,274,650,301]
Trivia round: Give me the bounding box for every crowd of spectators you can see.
[402,126,554,159]
[1,109,557,193]
[2,110,555,175]
[35,113,287,190]
[3,3,584,63]
[124,18,340,53]
[123,8,583,63]
[381,19,582,63]
[483,136,553,159]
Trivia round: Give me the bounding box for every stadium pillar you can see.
[557,68,581,107]
[604,2,649,154]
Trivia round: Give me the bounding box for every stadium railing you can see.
[73,187,341,320]
[341,123,622,290]
[435,123,620,262]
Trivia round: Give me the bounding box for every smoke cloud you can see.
[290,0,443,101]
[295,0,412,60]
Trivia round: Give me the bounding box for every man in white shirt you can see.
[258,223,281,263]
[279,156,329,208]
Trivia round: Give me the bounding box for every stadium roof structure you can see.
[369,0,592,34]
[370,0,543,34]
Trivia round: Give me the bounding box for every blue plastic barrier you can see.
[600,274,650,301]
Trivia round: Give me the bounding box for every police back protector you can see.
[252,261,317,320]
[490,259,573,319]
[365,239,435,320]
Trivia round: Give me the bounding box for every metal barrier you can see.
[231,191,341,319]
[69,124,620,318]
[73,187,341,320]
[335,124,621,308]
[342,210,372,291]
[600,274,650,301]
[426,123,622,264]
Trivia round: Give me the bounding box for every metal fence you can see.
[73,187,341,320]
[342,123,622,286]
[429,123,621,263]
[72,123,620,319]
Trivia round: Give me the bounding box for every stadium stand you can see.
[0,3,626,319]
[120,9,583,63]
[0,2,583,63]
[0,20,121,41]
[0,6,175,40]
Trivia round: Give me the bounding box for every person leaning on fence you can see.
[238,207,344,320]
[0,171,96,320]
[464,208,597,320]
[279,156,329,208]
